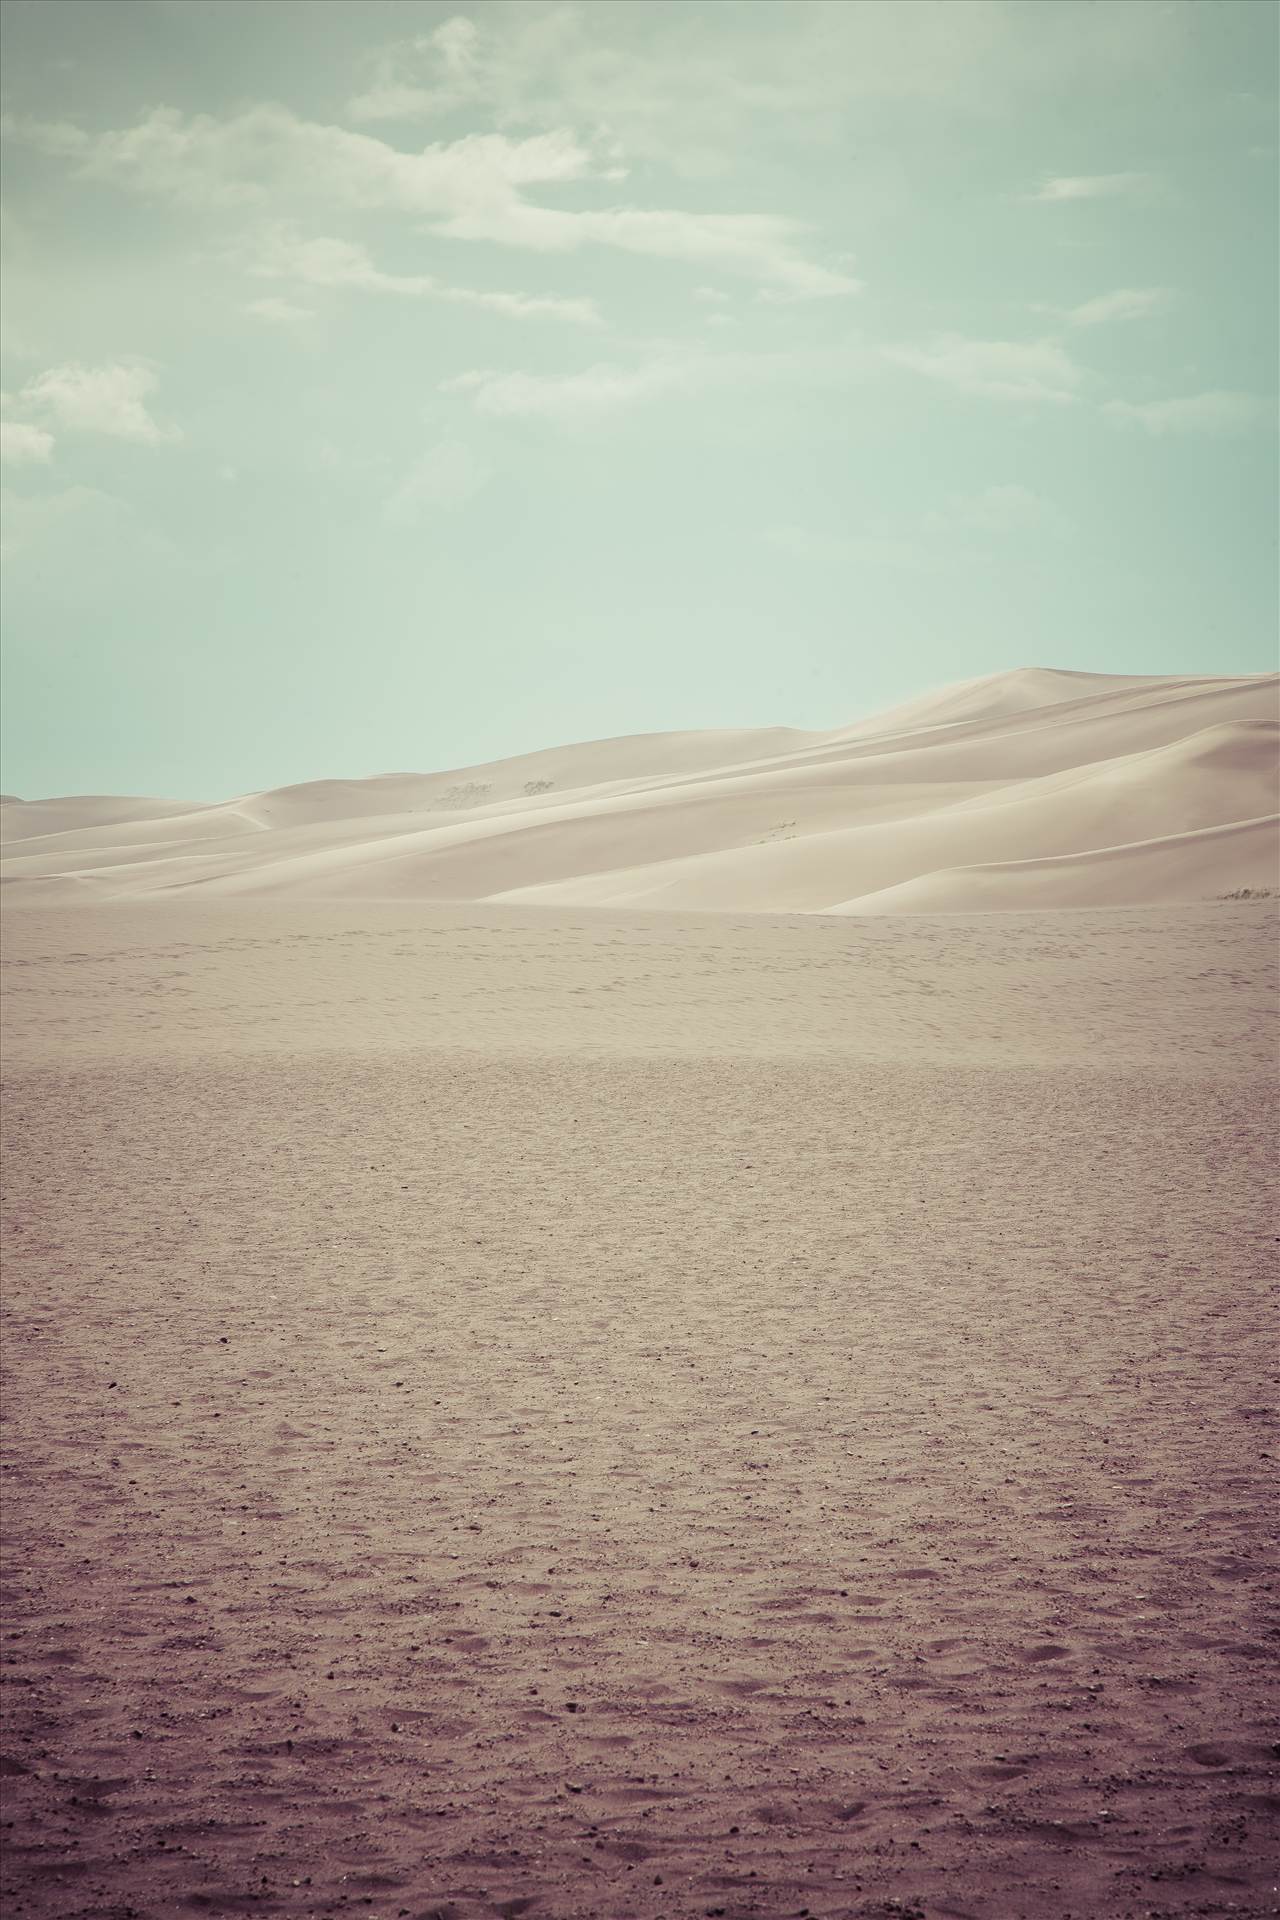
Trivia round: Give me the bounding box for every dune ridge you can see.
[4,667,1276,912]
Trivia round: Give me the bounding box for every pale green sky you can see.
[1,0,1276,800]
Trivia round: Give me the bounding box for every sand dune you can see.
[4,668,1276,911]
[834,813,1280,914]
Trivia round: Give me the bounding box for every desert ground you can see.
[2,671,1278,1920]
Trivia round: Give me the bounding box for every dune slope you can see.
[4,668,1276,912]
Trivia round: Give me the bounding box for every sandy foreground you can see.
[1,898,1278,1920]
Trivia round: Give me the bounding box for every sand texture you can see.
[4,668,1278,915]
[2,892,1278,1920]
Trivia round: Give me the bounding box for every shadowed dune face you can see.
[4,667,1277,912]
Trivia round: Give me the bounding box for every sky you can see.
[1,0,1276,802]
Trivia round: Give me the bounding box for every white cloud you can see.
[19,363,180,445]
[345,4,1188,177]
[441,336,882,430]
[1102,390,1269,436]
[1025,172,1158,203]
[385,441,490,522]
[7,104,856,300]
[884,335,1085,405]
[694,283,737,328]
[1065,287,1169,327]
[0,420,55,465]
[442,338,873,427]
[432,14,482,76]
[348,15,484,124]
[434,200,859,299]
[23,105,593,211]
[246,226,601,325]
[442,359,693,424]
[244,294,316,332]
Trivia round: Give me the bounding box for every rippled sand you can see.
[2,900,1277,1919]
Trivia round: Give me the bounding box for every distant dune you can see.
[4,668,1277,911]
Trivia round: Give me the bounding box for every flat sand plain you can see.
[2,899,1278,1920]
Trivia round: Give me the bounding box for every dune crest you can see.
[4,668,1276,912]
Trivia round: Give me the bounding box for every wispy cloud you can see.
[245,226,601,325]
[2,107,592,212]
[883,335,1086,405]
[348,16,488,125]
[1025,172,1158,203]
[435,202,859,300]
[441,339,872,426]
[6,104,857,300]
[442,359,694,424]
[18,363,180,445]
[0,419,55,465]
[385,441,491,522]
[1102,389,1269,436]
[443,336,882,430]
[345,5,1189,176]
[1064,287,1169,327]
[243,295,317,333]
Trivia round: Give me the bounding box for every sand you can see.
[2,891,1278,1920]
[3,667,1278,1915]
[3,668,1277,914]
